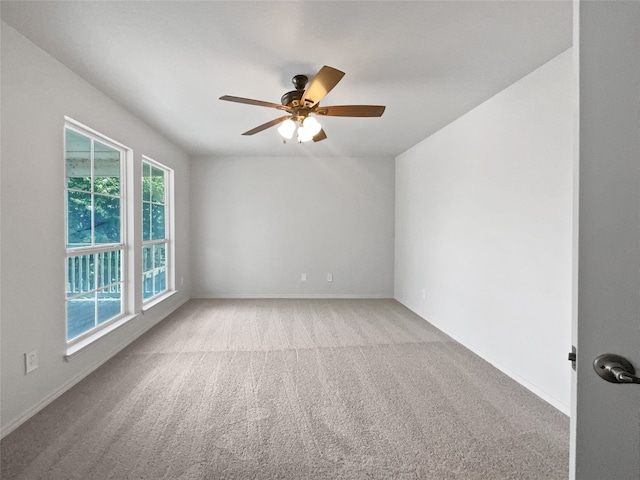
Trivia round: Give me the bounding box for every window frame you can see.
[64,120,130,344]
[141,156,174,305]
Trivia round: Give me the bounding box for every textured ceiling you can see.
[1,1,572,158]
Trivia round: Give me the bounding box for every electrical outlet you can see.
[25,350,38,374]
[301,273,307,282]
[327,273,333,282]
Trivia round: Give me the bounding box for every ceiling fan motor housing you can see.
[281,89,304,107]
[281,74,309,107]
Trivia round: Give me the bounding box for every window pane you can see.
[143,163,151,202]
[66,254,95,296]
[67,191,92,247]
[94,168,120,196]
[67,292,96,340]
[97,250,121,288]
[65,125,128,342]
[151,204,165,240]
[151,167,165,203]
[65,129,91,191]
[142,161,171,304]
[94,141,120,196]
[154,243,166,268]
[98,287,121,324]
[153,268,167,296]
[143,246,153,272]
[143,272,154,299]
[67,175,92,192]
[94,195,120,244]
[143,203,151,241]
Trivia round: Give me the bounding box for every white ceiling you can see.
[1,1,572,158]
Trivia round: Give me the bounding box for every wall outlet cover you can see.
[25,350,38,374]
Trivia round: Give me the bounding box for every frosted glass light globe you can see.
[297,126,314,143]
[302,116,322,136]
[277,119,296,139]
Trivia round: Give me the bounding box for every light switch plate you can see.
[25,350,38,374]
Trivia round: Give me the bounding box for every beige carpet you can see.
[1,299,569,479]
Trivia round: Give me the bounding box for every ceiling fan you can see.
[219,66,385,143]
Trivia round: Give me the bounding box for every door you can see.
[573,2,640,479]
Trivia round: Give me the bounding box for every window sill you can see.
[65,291,177,361]
[65,313,139,361]
[142,289,177,312]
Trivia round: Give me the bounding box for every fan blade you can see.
[220,95,289,111]
[302,66,345,107]
[241,116,290,136]
[313,128,327,142]
[315,105,386,117]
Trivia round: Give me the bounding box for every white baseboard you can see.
[462,343,571,415]
[395,296,570,416]
[191,294,393,299]
[1,297,190,439]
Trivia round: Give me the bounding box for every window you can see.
[142,159,172,302]
[65,125,126,341]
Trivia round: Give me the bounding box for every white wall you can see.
[395,49,574,413]
[191,156,394,298]
[1,23,191,436]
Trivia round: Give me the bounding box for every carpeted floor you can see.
[1,299,569,479]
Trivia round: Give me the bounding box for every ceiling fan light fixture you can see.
[277,119,296,139]
[302,116,322,136]
[297,125,314,143]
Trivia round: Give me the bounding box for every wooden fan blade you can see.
[220,95,289,111]
[242,116,291,136]
[315,105,386,117]
[313,128,327,142]
[302,66,345,107]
